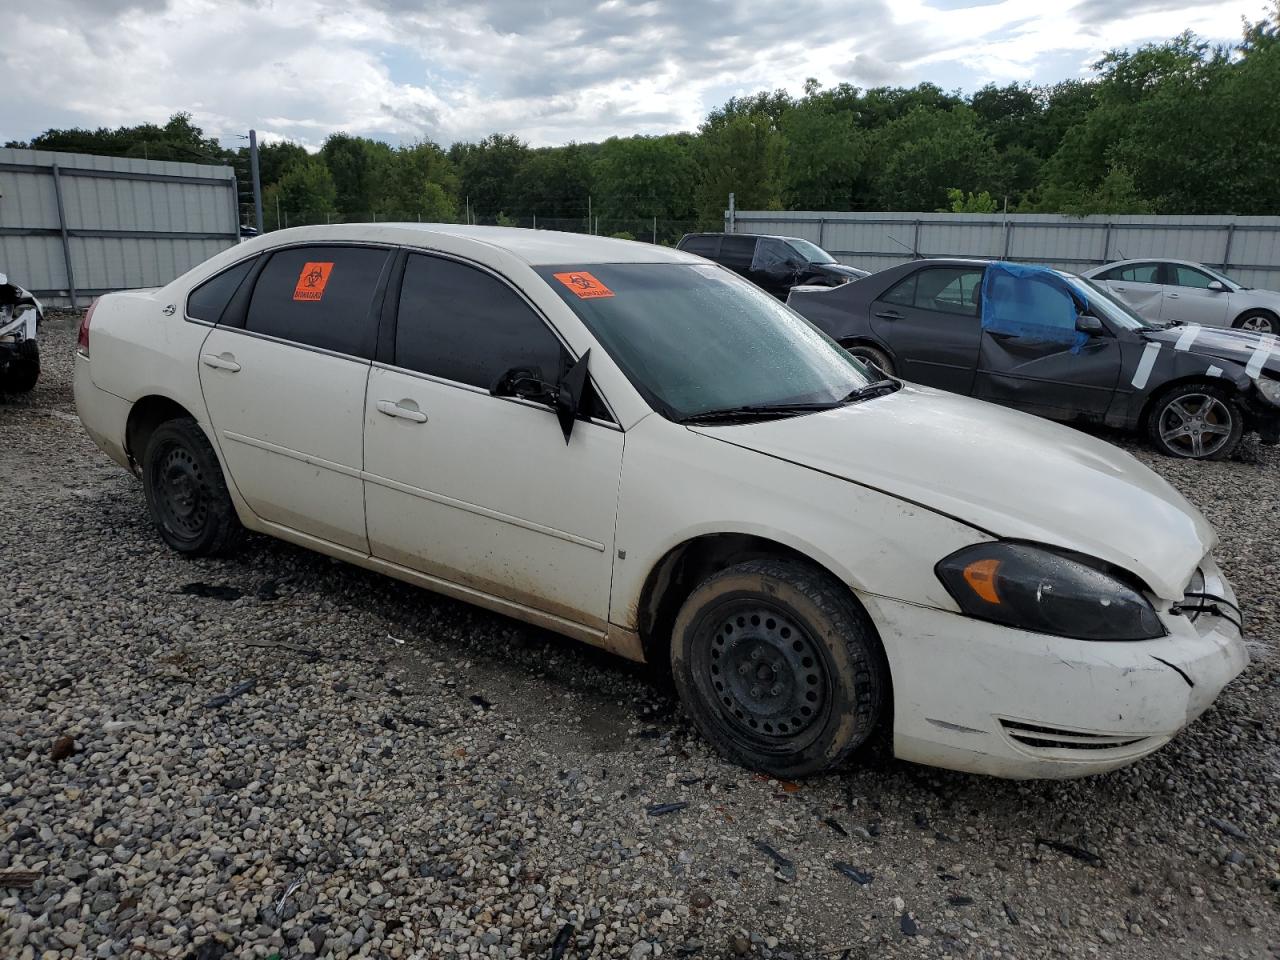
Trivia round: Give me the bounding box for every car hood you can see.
[691,385,1214,600]
[1142,325,1280,376]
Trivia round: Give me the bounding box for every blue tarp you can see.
[981,261,1088,352]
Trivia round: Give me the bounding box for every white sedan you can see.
[75,225,1247,779]
[1084,258,1280,333]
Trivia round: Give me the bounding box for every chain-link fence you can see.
[254,208,705,247]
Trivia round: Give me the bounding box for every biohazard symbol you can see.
[293,262,334,301]
[553,271,614,299]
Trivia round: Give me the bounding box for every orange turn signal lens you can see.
[962,558,1002,605]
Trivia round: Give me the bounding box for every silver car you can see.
[1083,259,1279,334]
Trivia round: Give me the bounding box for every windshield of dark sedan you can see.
[538,262,871,419]
[787,239,837,264]
[1063,274,1152,331]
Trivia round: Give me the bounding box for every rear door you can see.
[197,243,391,552]
[1159,263,1232,327]
[1099,262,1164,319]
[869,265,984,393]
[362,252,623,629]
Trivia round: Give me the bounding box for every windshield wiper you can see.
[679,401,840,424]
[841,379,900,403]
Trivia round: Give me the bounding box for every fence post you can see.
[1222,223,1236,272]
[249,129,264,234]
[912,219,921,259]
[818,217,826,248]
[1003,220,1014,260]
[727,193,736,233]
[1101,222,1113,262]
[50,164,78,309]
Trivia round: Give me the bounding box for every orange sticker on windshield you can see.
[293,262,334,301]
[553,271,614,299]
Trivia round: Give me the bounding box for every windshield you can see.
[787,239,837,264]
[1061,274,1154,331]
[537,262,872,420]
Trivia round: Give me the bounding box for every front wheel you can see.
[670,559,888,778]
[1146,383,1244,461]
[142,417,244,555]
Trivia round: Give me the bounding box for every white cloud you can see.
[0,0,1262,149]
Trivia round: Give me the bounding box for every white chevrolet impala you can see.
[74,224,1248,779]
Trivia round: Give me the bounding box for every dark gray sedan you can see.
[788,258,1280,460]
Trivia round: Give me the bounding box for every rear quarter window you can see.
[186,257,256,323]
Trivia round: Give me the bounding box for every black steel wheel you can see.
[671,558,888,778]
[142,416,244,555]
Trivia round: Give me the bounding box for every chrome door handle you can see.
[201,353,241,372]
[376,399,427,423]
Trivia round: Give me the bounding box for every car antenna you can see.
[885,232,918,259]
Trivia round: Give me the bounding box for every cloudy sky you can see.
[0,0,1265,151]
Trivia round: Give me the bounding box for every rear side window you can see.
[880,274,917,307]
[395,254,564,389]
[244,245,389,357]
[719,236,757,268]
[1107,263,1161,283]
[916,268,983,316]
[680,236,720,257]
[187,257,256,323]
[752,239,793,271]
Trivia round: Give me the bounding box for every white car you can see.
[74,225,1248,780]
[1084,258,1280,333]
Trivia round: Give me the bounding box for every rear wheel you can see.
[842,342,895,377]
[1233,310,1277,334]
[0,341,39,394]
[1146,382,1243,461]
[142,417,244,555]
[670,558,887,778]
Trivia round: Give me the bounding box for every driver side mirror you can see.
[1076,314,1105,336]
[491,349,592,444]
[1207,280,1228,292]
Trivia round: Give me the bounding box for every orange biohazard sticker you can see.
[293,262,334,301]
[553,271,614,300]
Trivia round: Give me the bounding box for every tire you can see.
[0,341,39,394]
[1146,382,1244,461]
[670,558,888,778]
[141,417,244,556]
[842,342,895,377]
[1233,310,1278,334]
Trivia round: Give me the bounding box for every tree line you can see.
[8,6,1278,241]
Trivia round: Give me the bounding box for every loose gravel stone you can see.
[1,315,1278,958]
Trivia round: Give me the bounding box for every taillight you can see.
[77,298,98,357]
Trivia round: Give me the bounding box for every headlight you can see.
[935,542,1165,641]
[1256,377,1280,407]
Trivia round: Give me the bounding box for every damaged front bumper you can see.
[863,555,1248,779]
[0,275,42,368]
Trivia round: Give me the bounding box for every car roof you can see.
[683,233,811,243]
[244,223,701,267]
[1087,257,1211,272]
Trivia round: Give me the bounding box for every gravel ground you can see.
[2,315,1278,960]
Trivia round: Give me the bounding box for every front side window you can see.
[395,254,564,389]
[751,239,794,271]
[244,245,388,356]
[787,239,837,264]
[187,257,256,323]
[537,263,871,420]
[1172,265,1216,289]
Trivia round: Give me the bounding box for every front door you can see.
[975,330,1122,420]
[1159,263,1233,328]
[198,243,390,552]
[362,252,623,629]
[869,265,984,394]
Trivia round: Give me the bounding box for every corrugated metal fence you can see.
[0,147,239,308]
[727,211,1280,289]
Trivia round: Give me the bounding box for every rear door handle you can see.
[201,352,241,372]
[1167,292,1180,299]
[376,399,428,423]
[875,310,904,320]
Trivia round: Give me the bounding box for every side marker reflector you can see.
[963,558,1002,605]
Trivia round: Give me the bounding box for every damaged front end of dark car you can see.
[0,273,43,395]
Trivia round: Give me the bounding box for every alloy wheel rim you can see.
[1158,394,1233,458]
[697,601,830,750]
[1241,315,1273,333]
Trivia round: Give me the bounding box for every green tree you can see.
[695,115,786,224]
[863,106,1000,211]
[779,92,865,209]
[941,189,999,213]
[263,156,337,228]
[319,134,393,218]
[594,135,698,224]
[449,133,530,220]
[512,145,594,219]
[13,112,229,163]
